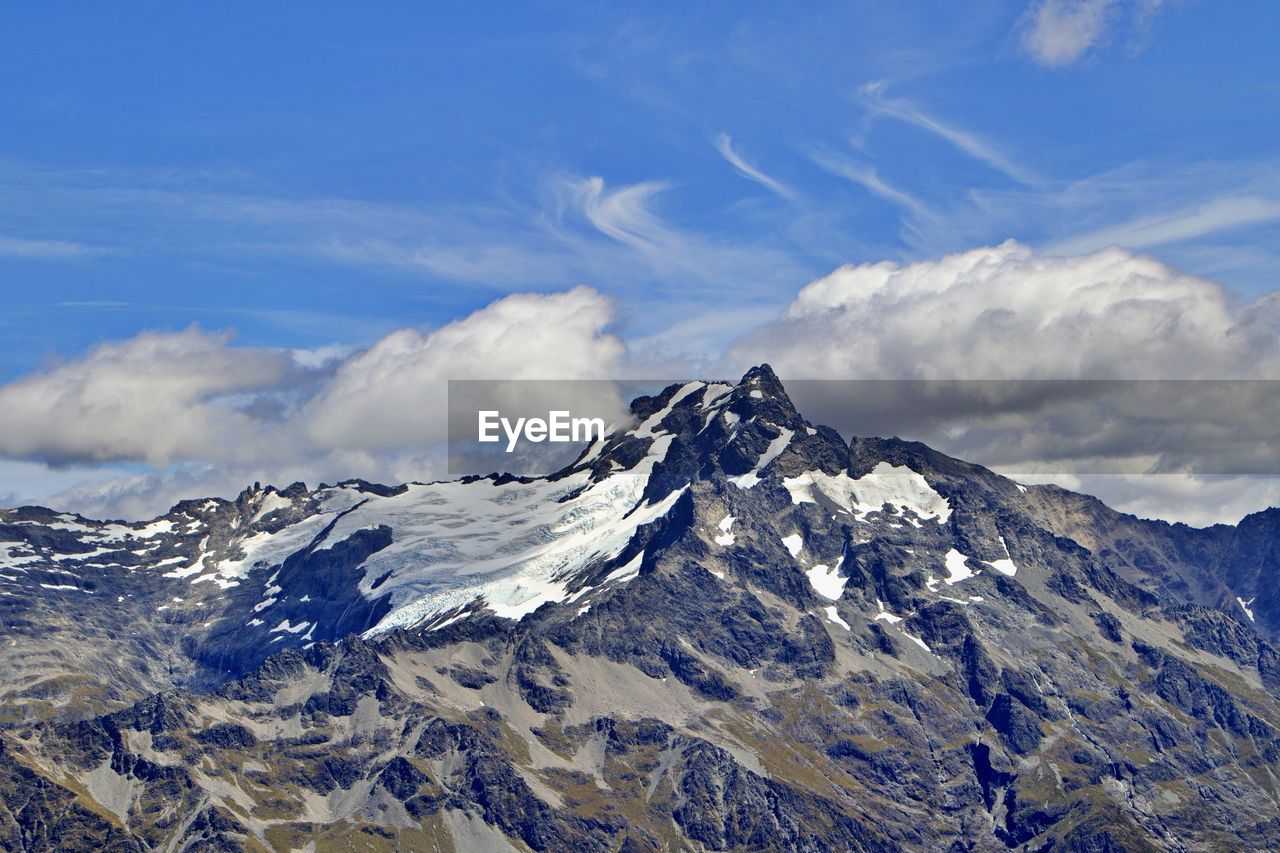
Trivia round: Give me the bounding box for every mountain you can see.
[4,365,1280,850]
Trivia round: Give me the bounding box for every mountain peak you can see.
[734,362,792,405]
[8,358,1280,850]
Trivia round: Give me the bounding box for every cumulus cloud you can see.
[726,242,1280,518]
[6,245,1280,526]
[0,328,296,466]
[304,285,628,451]
[0,287,633,517]
[731,240,1278,380]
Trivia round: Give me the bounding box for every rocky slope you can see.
[3,365,1280,850]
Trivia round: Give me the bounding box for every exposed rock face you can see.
[2,365,1280,849]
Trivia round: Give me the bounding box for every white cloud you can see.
[571,177,675,252]
[560,175,807,300]
[0,328,294,466]
[1017,0,1170,68]
[732,240,1277,380]
[1049,196,1280,255]
[810,152,931,217]
[0,287,629,469]
[7,244,1280,526]
[0,236,111,259]
[1018,473,1280,528]
[1018,0,1114,67]
[725,242,1280,522]
[714,134,796,201]
[0,287,633,517]
[858,82,1040,187]
[304,285,627,451]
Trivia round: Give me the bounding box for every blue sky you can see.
[3,1,1278,373]
[3,1,1280,522]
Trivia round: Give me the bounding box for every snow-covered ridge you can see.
[0,368,1006,656]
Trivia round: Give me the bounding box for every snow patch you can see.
[714,515,736,546]
[634,382,703,438]
[251,491,295,523]
[781,533,803,558]
[1238,596,1256,622]
[983,536,1018,577]
[782,462,951,524]
[943,550,977,585]
[874,599,904,624]
[805,559,847,601]
[729,428,794,489]
[824,606,850,630]
[900,631,932,653]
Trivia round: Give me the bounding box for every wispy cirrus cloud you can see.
[714,134,797,201]
[561,175,809,300]
[1048,195,1280,255]
[0,158,810,323]
[857,81,1041,187]
[810,151,932,218]
[0,235,114,259]
[570,177,676,251]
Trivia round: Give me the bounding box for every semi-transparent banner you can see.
[447,378,1280,478]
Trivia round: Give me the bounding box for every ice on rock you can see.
[824,606,851,630]
[983,536,1018,577]
[714,515,736,546]
[901,632,933,653]
[306,429,690,633]
[874,599,904,624]
[805,558,847,600]
[1239,596,1257,622]
[782,462,951,524]
[943,549,977,585]
[729,428,794,489]
[251,491,295,523]
[633,382,704,438]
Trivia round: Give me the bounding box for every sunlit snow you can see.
[714,515,736,546]
[782,462,951,524]
[729,428,794,489]
[805,559,846,600]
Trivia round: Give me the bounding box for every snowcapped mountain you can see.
[4,365,1280,850]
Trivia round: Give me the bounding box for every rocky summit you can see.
[3,365,1280,850]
